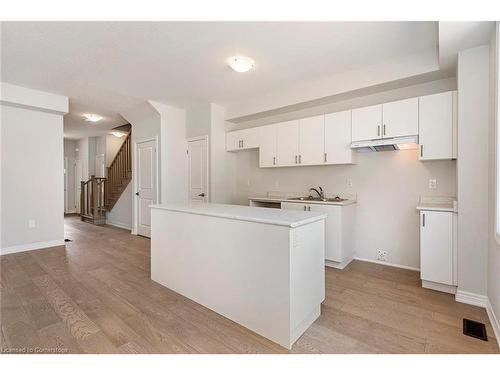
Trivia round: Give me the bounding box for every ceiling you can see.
[1,21,438,137]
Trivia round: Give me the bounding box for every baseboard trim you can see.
[325,256,354,270]
[64,210,77,214]
[105,220,132,231]
[353,257,420,272]
[1,239,66,256]
[486,299,500,349]
[455,290,488,308]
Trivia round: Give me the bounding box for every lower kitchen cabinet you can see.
[419,210,457,293]
[281,202,355,269]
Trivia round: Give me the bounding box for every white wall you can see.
[76,137,89,180]
[457,45,491,297]
[488,24,500,337]
[106,134,125,167]
[150,101,188,205]
[229,79,458,269]
[106,182,133,230]
[1,104,66,253]
[64,139,77,213]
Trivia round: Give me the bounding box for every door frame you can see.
[187,135,210,203]
[133,136,160,236]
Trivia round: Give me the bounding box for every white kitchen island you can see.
[150,202,326,349]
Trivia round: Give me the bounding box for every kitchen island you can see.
[150,202,326,349]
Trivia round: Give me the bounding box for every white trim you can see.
[133,136,160,237]
[325,256,353,270]
[1,239,65,256]
[486,299,500,349]
[353,257,420,271]
[187,135,210,203]
[455,290,488,308]
[422,280,457,294]
[106,220,132,231]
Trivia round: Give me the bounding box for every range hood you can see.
[350,135,419,152]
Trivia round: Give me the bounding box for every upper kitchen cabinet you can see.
[324,110,356,164]
[259,124,277,168]
[226,127,259,151]
[382,97,419,138]
[276,120,300,166]
[299,115,325,165]
[351,104,382,141]
[418,91,457,161]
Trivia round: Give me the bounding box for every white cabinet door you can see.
[259,124,277,168]
[276,120,299,167]
[324,110,355,164]
[281,202,308,211]
[420,211,453,285]
[226,128,259,151]
[299,115,325,165]
[419,91,455,160]
[226,130,241,151]
[308,204,342,262]
[351,104,382,141]
[240,128,259,149]
[382,97,418,138]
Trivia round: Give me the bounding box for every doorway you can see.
[187,136,209,203]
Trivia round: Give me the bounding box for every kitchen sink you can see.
[289,196,347,202]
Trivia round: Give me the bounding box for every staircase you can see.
[80,131,132,225]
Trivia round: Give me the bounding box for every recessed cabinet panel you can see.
[420,211,454,285]
[226,131,241,151]
[324,110,355,164]
[382,98,418,138]
[226,128,259,151]
[419,91,455,160]
[299,115,325,165]
[276,120,299,167]
[351,104,382,142]
[259,124,277,168]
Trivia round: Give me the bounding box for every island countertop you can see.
[150,202,326,228]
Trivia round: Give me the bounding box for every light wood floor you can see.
[1,217,498,354]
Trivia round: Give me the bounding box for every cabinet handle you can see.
[241,140,244,148]
[308,206,311,211]
[422,213,426,227]
[377,125,380,137]
[273,156,276,165]
[383,124,386,136]
[324,153,327,162]
[303,205,306,211]
[295,155,298,164]
[420,145,423,158]
[238,140,241,148]
[299,155,302,164]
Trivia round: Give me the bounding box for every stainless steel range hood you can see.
[350,135,419,152]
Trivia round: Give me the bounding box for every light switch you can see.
[429,179,437,189]
[28,219,36,228]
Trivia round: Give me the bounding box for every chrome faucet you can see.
[309,186,325,199]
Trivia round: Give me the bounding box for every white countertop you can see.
[416,196,457,212]
[150,202,327,228]
[248,196,357,206]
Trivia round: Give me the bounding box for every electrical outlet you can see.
[376,250,387,262]
[429,179,437,189]
[28,219,36,229]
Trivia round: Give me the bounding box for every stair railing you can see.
[80,176,107,224]
[106,132,132,207]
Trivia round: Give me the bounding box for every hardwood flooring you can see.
[1,216,498,354]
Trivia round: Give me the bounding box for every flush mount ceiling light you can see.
[227,55,255,73]
[111,131,126,138]
[84,113,103,122]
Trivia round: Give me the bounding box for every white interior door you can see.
[75,159,82,213]
[188,138,208,202]
[136,140,157,238]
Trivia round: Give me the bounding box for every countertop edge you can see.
[248,197,357,206]
[151,205,327,228]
